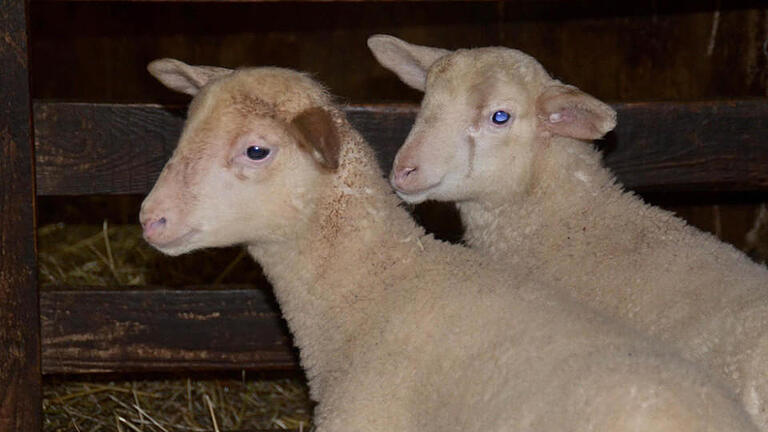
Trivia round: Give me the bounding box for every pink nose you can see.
[392,165,418,190]
[141,216,167,242]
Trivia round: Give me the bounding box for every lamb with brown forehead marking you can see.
[140,57,759,432]
[369,34,768,430]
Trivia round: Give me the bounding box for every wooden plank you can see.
[34,100,768,195]
[0,0,42,430]
[34,103,184,196]
[500,6,768,102]
[604,101,768,192]
[28,4,768,105]
[40,289,298,374]
[29,2,499,103]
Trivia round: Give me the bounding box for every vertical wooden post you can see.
[0,0,41,430]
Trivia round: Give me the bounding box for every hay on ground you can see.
[43,375,313,432]
[39,221,312,431]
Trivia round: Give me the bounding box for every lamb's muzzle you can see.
[392,165,417,189]
[140,216,166,241]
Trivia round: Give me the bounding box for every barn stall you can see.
[1,1,767,431]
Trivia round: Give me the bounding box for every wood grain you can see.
[603,100,768,192]
[34,103,184,195]
[0,0,42,430]
[41,288,298,374]
[28,3,767,103]
[501,5,768,102]
[28,2,498,104]
[34,100,768,196]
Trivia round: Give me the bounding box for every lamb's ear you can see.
[292,107,341,170]
[367,34,451,91]
[537,83,617,140]
[147,58,233,96]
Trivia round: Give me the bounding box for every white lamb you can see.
[139,58,758,432]
[368,34,768,429]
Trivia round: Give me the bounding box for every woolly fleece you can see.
[140,60,758,432]
[369,34,768,429]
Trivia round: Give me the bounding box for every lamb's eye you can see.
[491,110,511,125]
[246,146,270,160]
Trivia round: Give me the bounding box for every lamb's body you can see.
[369,35,768,427]
[460,136,768,417]
[248,118,752,432]
[140,60,758,431]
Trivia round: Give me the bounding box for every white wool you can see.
[574,170,590,184]
[371,35,768,431]
[144,58,761,432]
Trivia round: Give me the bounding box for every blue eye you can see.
[246,146,270,160]
[492,110,511,125]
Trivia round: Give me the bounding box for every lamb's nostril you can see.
[395,166,418,185]
[142,217,168,240]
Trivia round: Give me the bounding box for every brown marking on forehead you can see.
[196,68,324,122]
[230,93,281,120]
[428,49,489,84]
[425,54,458,89]
[469,76,496,104]
[175,67,342,183]
[432,54,455,75]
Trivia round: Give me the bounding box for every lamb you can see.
[368,34,768,429]
[139,57,759,432]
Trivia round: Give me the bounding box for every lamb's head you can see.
[368,35,616,204]
[140,59,340,256]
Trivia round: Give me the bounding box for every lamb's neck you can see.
[247,138,427,387]
[458,137,622,259]
[251,194,422,331]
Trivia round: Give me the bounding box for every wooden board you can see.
[500,5,768,102]
[34,100,768,196]
[604,101,768,192]
[41,289,298,374]
[0,0,42,430]
[28,3,767,103]
[34,103,183,196]
[29,1,499,104]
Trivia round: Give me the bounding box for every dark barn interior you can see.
[1,0,767,430]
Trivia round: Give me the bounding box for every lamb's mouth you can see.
[147,228,201,255]
[393,183,440,204]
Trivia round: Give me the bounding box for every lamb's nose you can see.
[141,216,167,241]
[393,165,418,189]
